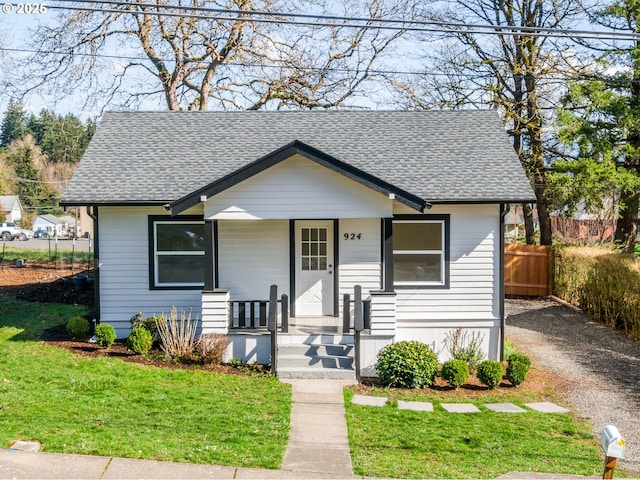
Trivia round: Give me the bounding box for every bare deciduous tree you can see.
[6,0,411,112]
[390,0,583,245]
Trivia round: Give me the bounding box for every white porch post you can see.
[201,288,230,334]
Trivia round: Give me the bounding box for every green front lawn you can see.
[0,295,609,477]
[0,297,291,468]
[345,388,602,479]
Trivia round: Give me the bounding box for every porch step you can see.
[277,366,356,380]
[276,337,355,380]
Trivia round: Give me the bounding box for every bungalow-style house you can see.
[32,214,70,237]
[61,110,535,378]
[0,195,23,224]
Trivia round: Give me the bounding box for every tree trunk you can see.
[614,192,639,251]
[523,203,536,244]
[614,34,640,252]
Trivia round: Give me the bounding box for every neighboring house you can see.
[32,214,70,237]
[550,200,617,244]
[0,195,23,224]
[504,204,539,242]
[61,110,535,378]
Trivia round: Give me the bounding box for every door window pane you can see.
[301,227,328,271]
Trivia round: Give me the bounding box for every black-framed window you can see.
[393,215,449,288]
[149,216,205,289]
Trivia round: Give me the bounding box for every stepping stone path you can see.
[524,402,570,413]
[398,400,433,412]
[351,396,569,414]
[483,403,526,413]
[351,394,388,407]
[441,403,481,413]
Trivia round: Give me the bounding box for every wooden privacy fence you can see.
[504,244,553,296]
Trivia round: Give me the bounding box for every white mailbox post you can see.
[600,425,625,479]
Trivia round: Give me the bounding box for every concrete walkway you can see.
[281,379,356,476]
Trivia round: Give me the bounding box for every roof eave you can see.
[427,198,537,205]
[170,140,428,215]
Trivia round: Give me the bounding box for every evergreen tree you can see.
[27,110,94,163]
[6,137,58,211]
[0,102,28,147]
[555,0,640,250]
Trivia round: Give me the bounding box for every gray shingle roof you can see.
[61,110,536,206]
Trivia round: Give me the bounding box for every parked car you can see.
[16,228,34,241]
[33,229,50,238]
[0,222,20,242]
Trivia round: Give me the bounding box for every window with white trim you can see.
[152,220,205,288]
[393,219,446,286]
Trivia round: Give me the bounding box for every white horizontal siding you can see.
[201,290,229,334]
[98,206,204,338]
[217,220,289,300]
[205,155,393,220]
[395,326,501,362]
[368,293,396,335]
[338,218,381,318]
[392,204,500,322]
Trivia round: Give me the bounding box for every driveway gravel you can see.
[505,298,640,474]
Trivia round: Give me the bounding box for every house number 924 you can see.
[344,233,362,240]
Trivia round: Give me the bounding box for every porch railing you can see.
[228,293,289,330]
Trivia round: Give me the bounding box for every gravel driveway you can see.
[505,298,640,474]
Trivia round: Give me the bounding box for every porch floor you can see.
[286,316,346,335]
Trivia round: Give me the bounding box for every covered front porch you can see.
[199,285,396,379]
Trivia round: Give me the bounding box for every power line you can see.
[5,45,640,85]
[42,0,640,41]
[0,46,446,77]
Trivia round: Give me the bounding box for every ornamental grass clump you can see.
[477,360,503,389]
[154,307,199,361]
[375,340,439,388]
[127,326,153,355]
[440,359,469,389]
[506,353,531,387]
[94,323,116,348]
[66,316,90,338]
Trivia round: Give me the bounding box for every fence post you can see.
[268,285,278,375]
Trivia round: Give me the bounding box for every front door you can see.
[295,221,334,316]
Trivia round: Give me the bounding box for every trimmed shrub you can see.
[440,359,469,389]
[476,360,503,389]
[376,340,439,388]
[94,324,116,348]
[196,334,229,365]
[66,316,90,338]
[506,353,531,387]
[127,327,154,355]
[129,312,160,341]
